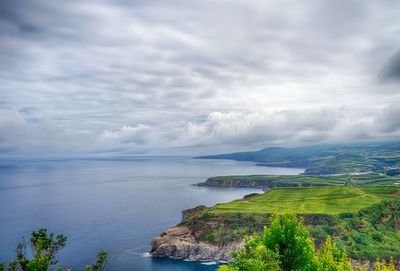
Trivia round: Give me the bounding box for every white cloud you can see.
[101,124,155,145]
[0,0,400,156]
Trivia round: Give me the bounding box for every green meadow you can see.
[191,186,400,259]
[201,173,400,188]
[211,186,400,215]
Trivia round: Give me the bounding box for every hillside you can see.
[196,142,400,175]
[210,186,400,215]
[151,185,400,261]
[199,173,400,188]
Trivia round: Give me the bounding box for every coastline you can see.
[149,175,400,263]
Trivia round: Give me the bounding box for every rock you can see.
[243,193,260,199]
[149,226,242,261]
[182,205,207,221]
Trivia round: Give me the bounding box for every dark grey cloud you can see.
[0,0,400,156]
[380,50,400,82]
[375,104,400,133]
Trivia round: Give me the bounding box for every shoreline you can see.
[149,175,400,263]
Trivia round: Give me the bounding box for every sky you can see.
[0,0,400,157]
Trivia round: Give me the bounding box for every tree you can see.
[8,228,67,271]
[218,212,371,271]
[218,211,318,271]
[92,250,108,271]
[1,229,108,271]
[263,212,317,271]
[317,236,352,271]
[218,235,281,271]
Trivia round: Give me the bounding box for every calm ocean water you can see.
[0,158,303,270]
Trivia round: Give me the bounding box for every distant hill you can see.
[196,142,400,175]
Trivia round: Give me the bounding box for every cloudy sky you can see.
[0,0,400,157]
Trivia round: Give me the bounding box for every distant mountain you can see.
[196,142,400,175]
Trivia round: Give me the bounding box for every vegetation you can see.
[193,162,400,263]
[210,186,400,215]
[0,229,108,271]
[217,212,394,271]
[197,142,400,175]
[183,193,400,260]
[192,143,400,268]
[200,173,400,188]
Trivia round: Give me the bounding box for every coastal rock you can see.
[198,177,272,188]
[182,205,207,221]
[149,226,242,261]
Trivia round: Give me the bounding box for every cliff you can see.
[197,175,335,189]
[149,226,242,261]
[150,200,400,262]
[149,205,243,261]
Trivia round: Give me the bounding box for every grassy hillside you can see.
[211,186,400,215]
[200,173,400,188]
[182,189,400,259]
[196,142,400,175]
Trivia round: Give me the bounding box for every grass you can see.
[210,186,400,215]
[202,173,400,188]
[197,142,400,175]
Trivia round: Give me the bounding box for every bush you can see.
[374,258,396,271]
[317,236,352,271]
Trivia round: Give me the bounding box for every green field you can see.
[211,186,400,215]
[197,142,400,175]
[200,173,400,188]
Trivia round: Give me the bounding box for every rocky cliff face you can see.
[149,205,243,261]
[198,177,273,188]
[149,226,242,261]
[182,205,207,221]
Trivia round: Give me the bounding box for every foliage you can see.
[262,212,317,270]
[375,258,396,271]
[92,251,108,271]
[217,212,400,271]
[6,228,67,271]
[317,236,352,271]
[218,212,317,271]
[0,229,108,271]
[202,173,400,189]
[222,237,281,271]
[196,199,400,261]
[386,169,400,176]
[197,142,400,175]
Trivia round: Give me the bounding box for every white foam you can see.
[200,261,217,265]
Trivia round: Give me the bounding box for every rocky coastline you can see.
[149,225,242,261]
[149,205,242,261]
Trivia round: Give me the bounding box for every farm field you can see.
[210,186,400,215]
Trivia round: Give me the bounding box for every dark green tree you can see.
[1,229,108,271]
[7,228,67,271]
[92,250,108,271]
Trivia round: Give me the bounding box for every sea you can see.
[0,158,303,270]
